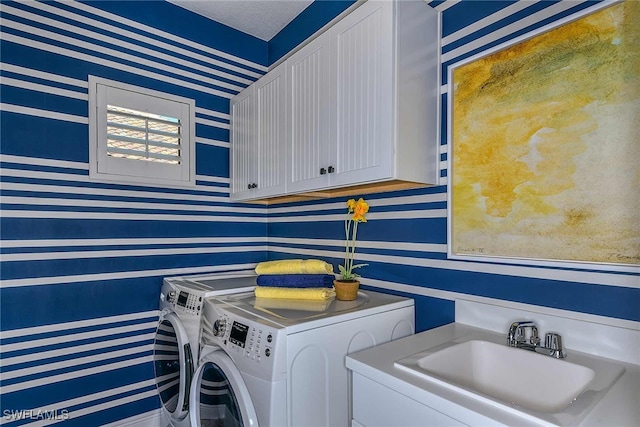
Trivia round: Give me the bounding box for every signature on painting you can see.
[458,247,485,254]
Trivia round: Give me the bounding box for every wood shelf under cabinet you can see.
[241,180,432,205]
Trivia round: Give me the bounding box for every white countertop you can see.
[346,323,640,427]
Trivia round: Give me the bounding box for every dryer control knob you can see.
[213,319,226,336]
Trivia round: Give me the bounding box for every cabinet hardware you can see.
[320,168,327,175]
[328,166,335,173]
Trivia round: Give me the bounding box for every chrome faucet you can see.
[507,321,567,359]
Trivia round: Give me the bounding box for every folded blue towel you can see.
[256,274,335,288]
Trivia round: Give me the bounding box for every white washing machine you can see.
[189,289,415,427]
[154,272,257,427]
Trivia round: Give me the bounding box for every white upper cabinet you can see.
[329,0,394,189]
[230,63,287,201]
[254,63,287,198]
[230,0,439,201]
[287,34,333,194]
[229,85,254,200]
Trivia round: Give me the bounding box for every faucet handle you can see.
[544,333,567,358]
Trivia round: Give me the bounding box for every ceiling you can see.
[168,0,314,41]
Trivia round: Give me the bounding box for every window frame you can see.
[88,76,196,188]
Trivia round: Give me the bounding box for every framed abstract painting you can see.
[447,1,639,271]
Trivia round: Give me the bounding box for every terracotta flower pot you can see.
[333,279,360,301]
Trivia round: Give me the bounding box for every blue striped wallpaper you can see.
[1,0,638,425]
[1,0,267,424]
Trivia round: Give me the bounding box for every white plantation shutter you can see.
[89,76,195,186]
[106,106,182,164]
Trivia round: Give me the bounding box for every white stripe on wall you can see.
[0,182,236,206]
[1,63,88,88]
[1,237,262,249]
[196,174,230,184]
[3,5,252,88]
[10,380,158,427]
[0,31,237,99]
[196,140,229,150]
[0,195,258,215]
[60,0,267,73]
[0,77,88,100]
[197,116,230,130]
[268,237,446,254]
[0,154,87,170]
[0,311,157,338]
[0,175,239,206]
[1,343,154,381]
[0,354,152,394]
[0,103,88,124]
[0,265,257,288]
[1,244,268,262]
[195,107,230,121]
[441,0,536,45]
[1,333,156,368]
[0,322,158,353]
[0,209,267,222]
[20,388,159,427]
[269,245,640,289]
[442,0,592,63]
[267,192,447,214]
[266,209,447,223]
[432,0,462,13]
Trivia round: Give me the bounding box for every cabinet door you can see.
[254,63,287,198]
[352,373,468,427]
[330,0,394,187]
[287,35,333,193]
[229,85,256,200]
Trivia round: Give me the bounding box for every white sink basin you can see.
[395,336,625,425]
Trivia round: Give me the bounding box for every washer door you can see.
[154,312,194,421]
[190,349,259,427]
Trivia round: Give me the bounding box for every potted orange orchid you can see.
[335,198,369,300]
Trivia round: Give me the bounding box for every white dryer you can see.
[154,273,256,427]
[190,290,414,427]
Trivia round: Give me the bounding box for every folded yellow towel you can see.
[254,286,335,300]
[255,259,334,275]
[254,297,332,312]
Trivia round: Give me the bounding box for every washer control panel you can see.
[212,313,275,363]
[165,288,203,316]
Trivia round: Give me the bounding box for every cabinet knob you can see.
[320,168,327,175]
[247,184,252,189]
[328,166,335,173]
[252,183,257,189]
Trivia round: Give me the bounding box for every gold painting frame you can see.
[447,1,639,271]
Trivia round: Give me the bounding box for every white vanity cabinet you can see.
[352,373,466,427]
[229,63,287,201]
[230,0,439,201]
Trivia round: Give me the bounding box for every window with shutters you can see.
[88,76,195,187]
